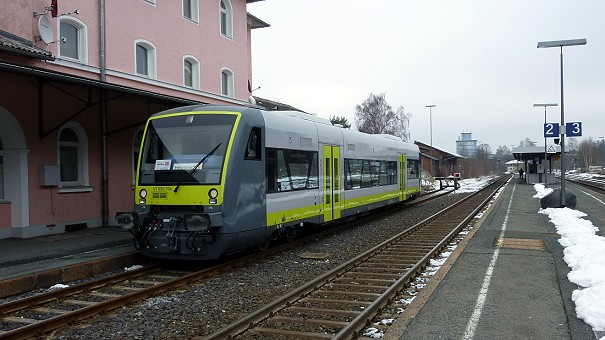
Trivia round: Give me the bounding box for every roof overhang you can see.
[0,59,198,105]
[0,31,54,61]
[247,13,270,29]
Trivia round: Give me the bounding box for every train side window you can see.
[407,160,419,179]
[265,148,276,193]
[244,127,261,160]
[361,160,372,188]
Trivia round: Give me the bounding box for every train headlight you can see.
[138,189,147,204]
[184,214,210,232]
[208,188,219,204]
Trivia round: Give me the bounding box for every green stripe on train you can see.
[266,186,420,227]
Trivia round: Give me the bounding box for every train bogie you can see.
[118,105,421,260]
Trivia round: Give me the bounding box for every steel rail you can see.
[0,265,160,315]
[565,176,605,194]
[0,182,455,339]
[204,175,509,339]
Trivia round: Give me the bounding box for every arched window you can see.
[135,40,157,79]
[221,68,234,97]
[58,123,89,188]
[183,56,200,89]
[58,17,88,63]
[220,0,233,38]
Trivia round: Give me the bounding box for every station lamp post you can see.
[426,105,436,175]
[533,103,558,185]
[537,38,586,207]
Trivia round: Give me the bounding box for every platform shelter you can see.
[512,145,561,184]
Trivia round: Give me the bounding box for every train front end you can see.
[117,107,241,260]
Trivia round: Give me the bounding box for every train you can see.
[116,105,421,260]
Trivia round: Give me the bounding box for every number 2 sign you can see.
[544,123,559,137]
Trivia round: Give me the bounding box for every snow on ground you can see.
[47,283,69,291]
[455,176,498,194]
[534,183,605,333]
[124,264,144,271]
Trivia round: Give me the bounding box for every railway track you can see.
[564,173,605,193]
[205,175,509,339]
[0,184,457,339]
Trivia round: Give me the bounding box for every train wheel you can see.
[257,238,271,252]
[284,227,297,243]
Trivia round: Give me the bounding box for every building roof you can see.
[0,30,54,61]
[247,13,270,29]
[505,160,523,165]
[415,140,465,159]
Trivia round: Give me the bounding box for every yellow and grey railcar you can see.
[117,105,420,260]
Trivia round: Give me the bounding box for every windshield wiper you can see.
[173,143,222,193]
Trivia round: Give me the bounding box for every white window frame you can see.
[57,122,89,189]
[220,0,233,39]
[220,68,234,98]
[183,55,200,89]
[183,0,200,23]
[134,40,157,79]
[57,16,88,64]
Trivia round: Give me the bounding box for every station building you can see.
[512,145,561,184]
[0,0,268,238]
[415,141,464,177]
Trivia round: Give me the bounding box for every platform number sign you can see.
[566,122,582,137]
[544,123,559,137]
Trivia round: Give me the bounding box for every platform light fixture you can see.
[426,105,436,175]
[537,38,586,207]
[533,103,558,186]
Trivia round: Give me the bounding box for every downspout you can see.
[100,0,109,227]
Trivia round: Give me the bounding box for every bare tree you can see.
[394,106,412,142]
[567,137,580,153]
[578,137,599,169]
[495,145,512,161]
[519,138,536,147]
[355,93,398,134]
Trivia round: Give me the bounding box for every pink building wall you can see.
[0,0,266,238]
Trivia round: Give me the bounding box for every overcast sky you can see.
[248,1,605,153]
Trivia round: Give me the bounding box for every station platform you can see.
[387,176,605,340]
[0,226,139,296]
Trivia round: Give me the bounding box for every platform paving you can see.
[0,226,138,291]
[388,177,600,340]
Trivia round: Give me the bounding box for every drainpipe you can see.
[100,0,109,227]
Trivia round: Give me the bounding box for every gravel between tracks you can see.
[52,192,469,339]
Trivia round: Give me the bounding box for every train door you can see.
[323,145,342,222]
[399,154,407,201]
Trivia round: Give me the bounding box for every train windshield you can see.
[138,114,236,185]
